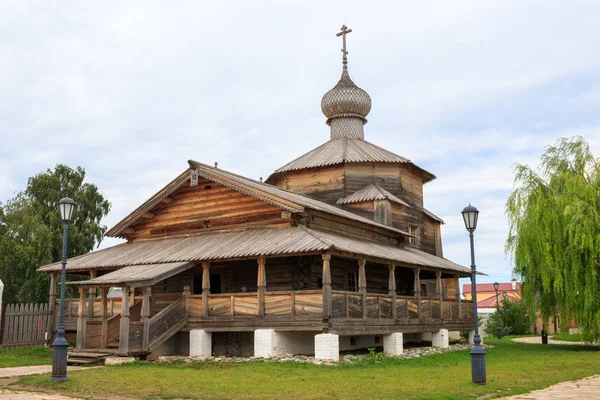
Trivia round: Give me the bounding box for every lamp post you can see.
[502,291,509,336]
[494,282,501,339]
[462,204,485,385]
[50,197,75,382]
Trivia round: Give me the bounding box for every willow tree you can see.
[506,136,600,342]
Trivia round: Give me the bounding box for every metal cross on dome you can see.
[336,25,352,68]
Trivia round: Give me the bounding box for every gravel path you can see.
[0,389,82,400]
[497,374,600,399]
[0,365,96,379]
[511,336,589,345]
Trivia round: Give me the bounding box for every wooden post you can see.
[183,285,191,315]
[201,262,210,317]
[358,259,367,319]
[47,272,57,343]
[119,286,130,355]
[100,287,108,348]
[388,264,397,319]
[456,274,462,319]
[76,287,86,350]
[129,287,135,307]
[414,268,421,319]
[87,270,97,319]
[141,287,151,351]
[322,253,332,319]
[436,271,443,319]
[257,256,266,317]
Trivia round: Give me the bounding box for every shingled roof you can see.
[268,138,436,182]
[39,226,471,276]
[107,160,413,238]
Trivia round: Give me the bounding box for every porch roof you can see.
[67,261,194,288]
[38,226,472,276]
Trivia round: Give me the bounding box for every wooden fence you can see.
[1,303,52,347]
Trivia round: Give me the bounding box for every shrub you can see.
[485,300,531,336]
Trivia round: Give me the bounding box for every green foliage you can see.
[0,165,111,303]
[506,136,600,343]
[360,347,387,364]
[485,300,531,336]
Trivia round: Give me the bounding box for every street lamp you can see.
[462,204,485,385]
[502,291,509,336]
[50,197,75,382]
[494,282,501,339]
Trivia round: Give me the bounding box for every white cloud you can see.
[1,0,599,286]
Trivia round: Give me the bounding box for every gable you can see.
[127,178,289,241]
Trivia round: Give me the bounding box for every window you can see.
[347,271,358,292]
[409,224,420,245]
[374,335,382,344]
[350,336,359,346]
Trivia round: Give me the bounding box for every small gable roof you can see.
[268,138,436,183]
[336,184,411,207]
[423,208,445,224]
[107,160,413,238]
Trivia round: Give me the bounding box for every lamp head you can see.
[461,204,479,232]
[58,197,75,223]
[493,282,499,291]
[502,291,507,299]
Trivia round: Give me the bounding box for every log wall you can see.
[129,178,290,241]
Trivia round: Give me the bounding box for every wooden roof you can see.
[107,160,412,239]
[68,262,194,288]
[38,226,471,276]
[267,138,436,182]
[336,184,410,207]
[423,208,445,224]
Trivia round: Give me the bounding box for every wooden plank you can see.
[264,294,291,316]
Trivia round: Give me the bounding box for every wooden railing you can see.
[85,320,102,348]
[146,298,187,352]
[331,291,395,319]
[56,298,122,331]
[186,290,473,324]
[106,313,121,346]
[188,291,323,318]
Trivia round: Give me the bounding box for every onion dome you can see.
[321,69,372,124]
[320,25,372,140]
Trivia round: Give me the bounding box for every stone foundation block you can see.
[190,329,212,358]
[448,331,461,341]
[105,356,135,365]
[314,333,339,361]
[383,332,403,356]
[432,329,449,348]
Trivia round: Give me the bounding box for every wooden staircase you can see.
[67,349,119,366]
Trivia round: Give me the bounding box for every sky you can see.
[1,1,599,288]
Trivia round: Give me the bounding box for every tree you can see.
[484,300,531,336]
[506,136,600,342]
[0,165,111,303]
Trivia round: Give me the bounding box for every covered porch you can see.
[67,250,474,356]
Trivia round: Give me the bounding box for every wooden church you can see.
[38,26,474,361]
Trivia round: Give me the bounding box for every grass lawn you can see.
[0,346,52,368]
[551,333,584,342]
[15,338,600,400]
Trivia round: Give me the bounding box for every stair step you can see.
[68,352,112,359]
[67,357,100,365]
